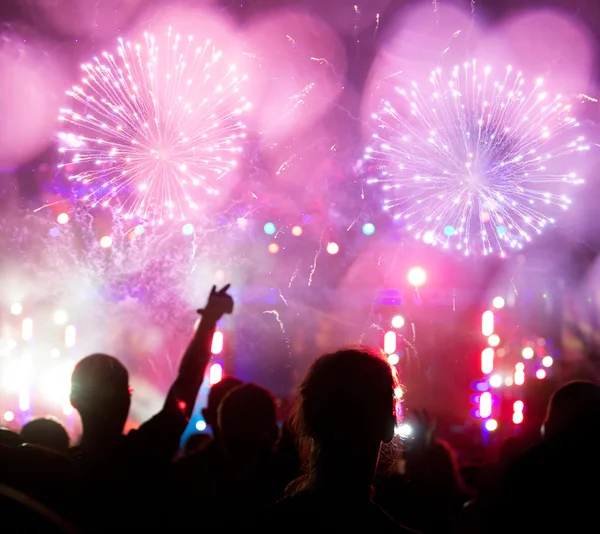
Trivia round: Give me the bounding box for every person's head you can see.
[202,376,243,436]
[70,354,130,437]
[294,347,399,486]
[21,418,69,452]
[218,383,279,454]
[543,380,600,440]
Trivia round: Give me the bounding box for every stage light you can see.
[481,348,494,374]
[268,243,279,254]
[479,392,492,418]
[19,391,30,411]
[394,387,403,399]
[542,356,553,367]
[182,223,194,235]
[134,225,145,235]
[57,212,69,224]
[407,267,426,286]
[327,242,339,255]
[362,223,375,235]
[504,377,513,386]
[514,363,525,386]
[485,419,498,431]
[492,296,505,309]
[209,363,223,385]
[387,353,400,365]
[396,424,412,437]
[100,236,112,248]
[513,400,524,412]
[488,334,500,347]
[481,310,494,336]
[10,303,22,315]
[211,331,224,355]
[513,412,524,424]
[65,325,76,348]
[522,347,534,359]
[263,222,276,235]
[53,309,68,325]
[195,420,207,431]
[291,226,303,236]
[391,315,405,328]
[536,369,546,380]
[489,374,502,388]
[3,411,14,422]
[384,331,397,354]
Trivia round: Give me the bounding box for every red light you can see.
[479,392,492,418]
[482,310,494,336]
[383,331,397,354]
[209,363,222,385]
[512,411,524,424]
[481,348,494,374]
[211,331,224,355]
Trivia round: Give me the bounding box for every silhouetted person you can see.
[21,418,70,452]
[253,347,416,532]
[487,380,600,533]
[69,284,234,532]
[0,428,23,448]
[173,375,242,459]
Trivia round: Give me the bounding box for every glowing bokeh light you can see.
[57,212,69,224]
[489,374,502,388]
[488,334,500,347]
[264,222,276,235]
[182,223,194,236]
[485,418,498,431]
[100,236,112,248]
[57,30,250,223]
[291,225,303,236]
[10,303,23,316]
[326,242,339,255]
[365,61,588,257]
[268,243,279,254]
[362,222,376,235]
[492,296,505,309]
[3,411,14,422]
[195,420,207,431]
[407,266,426,286]
[387,353,400,365]
[391,315,405,328]
[542,355,553,367]
[522,347,534,359]
[536,369,547,379]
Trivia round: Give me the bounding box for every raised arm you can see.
[164,284,234,419]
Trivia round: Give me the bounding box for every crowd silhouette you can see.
[1,283,598,532]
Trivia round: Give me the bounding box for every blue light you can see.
[496,225,507,236]
[362,222,375,235]
[134,225,145,235]
[182,223,194,235]
[443,225,455,236]
[49,228,60,237]
[263,222,276,235]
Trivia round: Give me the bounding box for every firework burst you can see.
[364,60,589,256]
[57,28,251,224]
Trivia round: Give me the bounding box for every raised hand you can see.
[197,284,234,321]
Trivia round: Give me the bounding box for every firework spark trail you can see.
[288,264,299,288]
[57,28,251,224]
[365,60,589,257]
[278,289,288,306]
[263,310,291,355]
[308,232,325,287]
